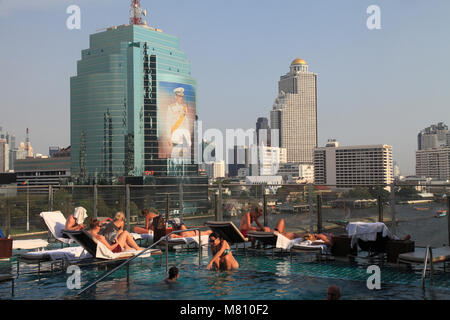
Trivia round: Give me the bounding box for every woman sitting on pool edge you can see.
[88,218,144,253]
[206,232,239,271]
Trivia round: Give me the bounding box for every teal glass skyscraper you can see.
[71,5,203,188]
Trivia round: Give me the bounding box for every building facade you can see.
[416,147,450,181]
[14,156,71,187]
[270,58,318,164]
[314,141,393,187]
[228,146,250,177]
[252,146,287,176]
[417,122,448,150]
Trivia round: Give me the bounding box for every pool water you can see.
[1,247,449,300]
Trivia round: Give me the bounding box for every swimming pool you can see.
[1,247,449,300]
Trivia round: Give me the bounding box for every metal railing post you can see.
[308,183,314,233]
[263,191,267,228]
[179,183,184,222]
[389,183,397,235]
[93,184,98,219]
[214,193,219,221]
[26,186,30,232]
[378,195,383,223]
[447,196,450,246]
[6,199,11,238]
[48,185,53,211]
[317,194,322,234]
[126,184,130,232]
[218,183,223,221]
[166,193,170,222]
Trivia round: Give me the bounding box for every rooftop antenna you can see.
[129,0,147,25]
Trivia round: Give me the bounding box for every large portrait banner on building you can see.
[157,81,195,160]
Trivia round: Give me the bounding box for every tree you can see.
[345,187,371,199]
[395,186,419,199]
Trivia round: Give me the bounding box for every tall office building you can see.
[228,146,250,177]
[270,58,318,164]
[417,122,448,150]
[0,139,9,173]
[314,140,393,187]
[70,2,205,186]
[256,117,270,146]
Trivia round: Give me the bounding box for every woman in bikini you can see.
[89,216,144,253]
[206,232,239,271]
[169,223,213,238]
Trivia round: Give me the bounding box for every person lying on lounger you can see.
[303,233,334,246]
[134,208,159,234]
[65,207,88,231]
[88,218,144,253]
[169,223,213,238]
[207,232,239,271]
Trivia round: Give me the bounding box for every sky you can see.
[1,0,449,175]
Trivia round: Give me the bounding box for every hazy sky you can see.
[1,0,449,175]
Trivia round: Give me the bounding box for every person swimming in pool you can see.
[207,232,239,271]
[164,266,180,284]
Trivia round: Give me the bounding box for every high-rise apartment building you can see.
[270,58,317,164]
[417,122,448,150]
[415,147,450,181]
[314,140,393,187]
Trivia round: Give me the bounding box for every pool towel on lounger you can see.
[13,239,49,250]
[346,222,393,248]
[40,211,73,244]
[21,246,91,261]
[290,239,329,253]
[95,241,152,260]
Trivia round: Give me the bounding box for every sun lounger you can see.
[19,246,91,263]
[158,234,210,250]
[62,229,161,260]
[246,230,330,258]
[204,221,248,245]
[40,211,74,244]
[12,239,49,251]
[398,246,450,265]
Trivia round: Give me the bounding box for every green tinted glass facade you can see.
[70,24,201,184]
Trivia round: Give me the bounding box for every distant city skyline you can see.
[1,1,450,175]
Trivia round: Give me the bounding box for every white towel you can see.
[40,211,71,244]
[23,246,91,261]
[95,241,151,260]
[168,234,210,248]
[346,222,393,248]
[13,239,49,250]
[275,233,292,249]
[292,240,328,253]
[73,207,88,225]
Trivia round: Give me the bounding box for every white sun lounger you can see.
[13,239,49,251]
[40,211,74,244]
[158,234,210,250]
